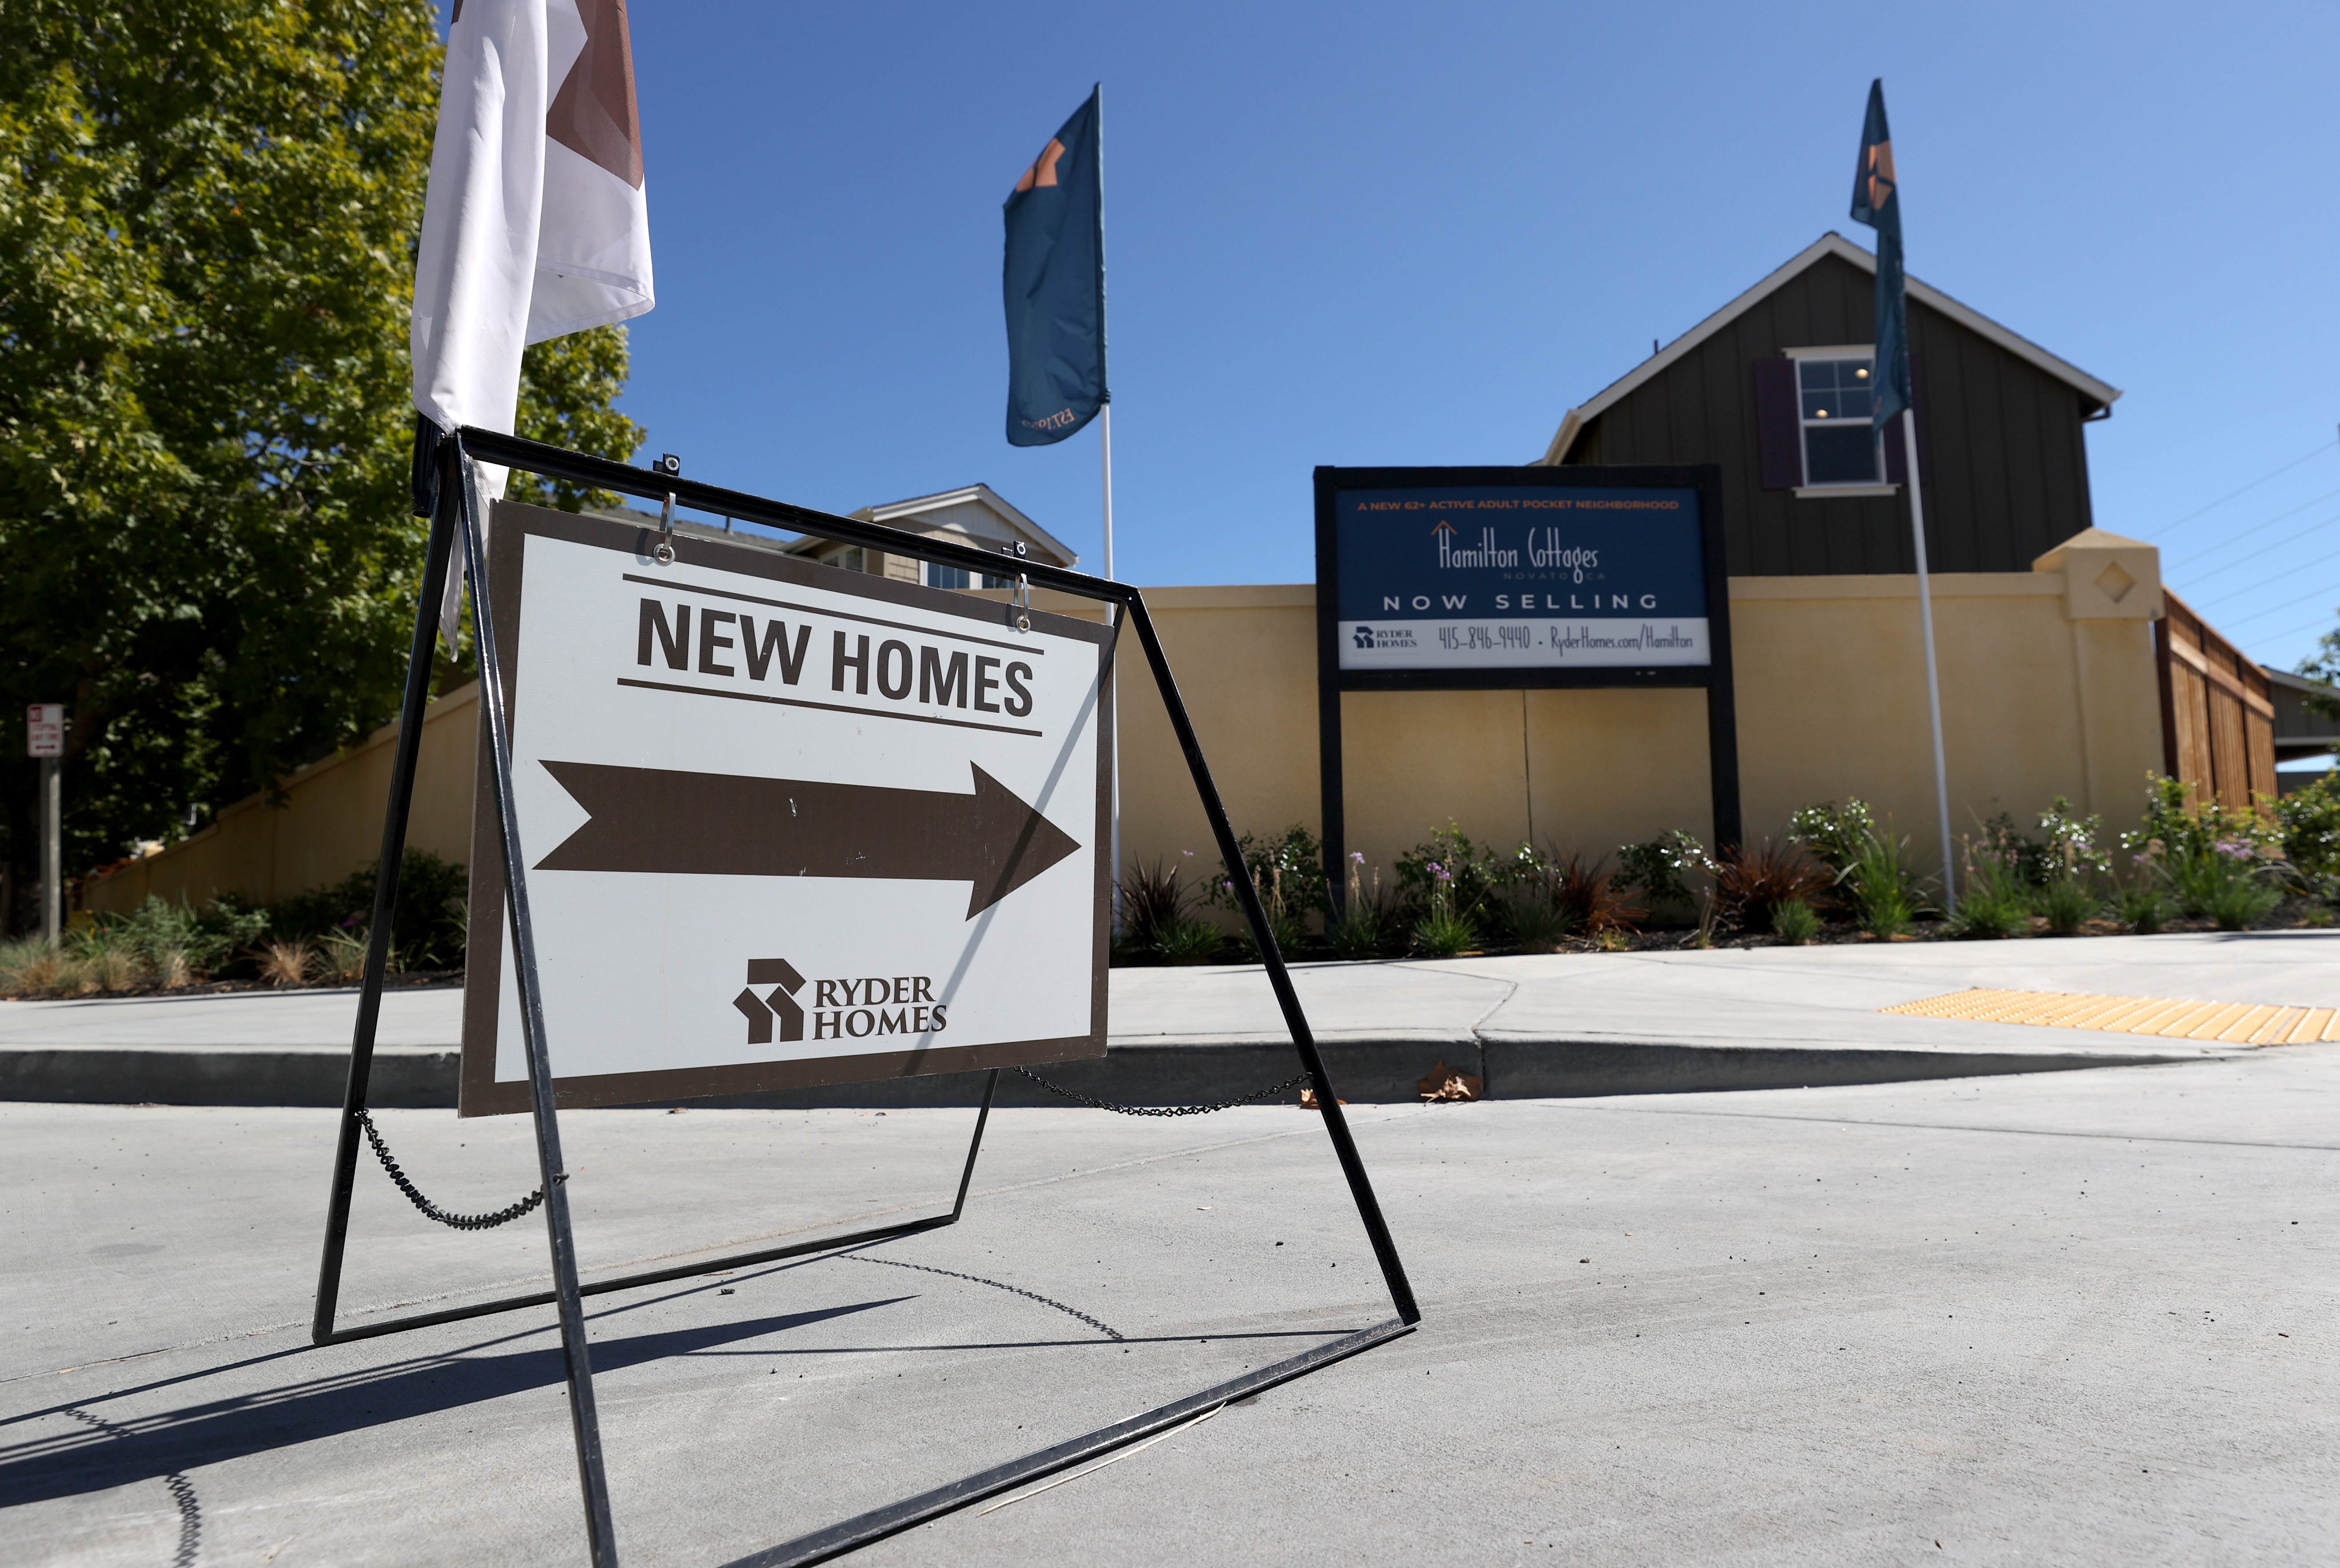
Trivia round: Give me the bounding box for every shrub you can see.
[2163,840,2267,917]
[1859,885,1916,938]
[2204,872,2284,932]
[268,850,469,972]
[1548,851,1641,935]
[2276,773,2340,884]
[1396,822,1498,926]
[1116,852,1196,958]
[1788,799,1878,877]
[1946,853,2029,939]
[2121,775,2277,877]
[1771,898,1820,945]
[1208,824,1330,936]
[1231,905,1309,963]
[1713,841,1829,933]
[260,939,320,988]
[317,927,377,985]
[62,923,151,992]
[1211,834,1320,962]
[1154,917,1226,965]
[2037,876,2099,936]
[0,940,72,996]
[1846,830,1925,937]
[1411,904,1478,958]
[2114,884,2172,934]
[1326,901,1391,959]
[1409,856,1479,957]
[1327,853,1397,959]
[1980,798,2112,888]
[1616,830,1716,921]
[1498,887,1575,953]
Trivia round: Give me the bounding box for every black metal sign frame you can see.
[1313,462,1742,909]
[311,427,1419,1568]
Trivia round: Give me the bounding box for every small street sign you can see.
[25,704,62,757]
[459,504,1112,1114]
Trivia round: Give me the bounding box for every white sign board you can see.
[460,505,1111,1115]
[25,704,62,758]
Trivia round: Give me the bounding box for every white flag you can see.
[411,0,653,648]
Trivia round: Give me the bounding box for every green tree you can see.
[2297,614,2340,723]
[0,1,642,926]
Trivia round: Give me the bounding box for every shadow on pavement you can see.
[0,1296,909,1509]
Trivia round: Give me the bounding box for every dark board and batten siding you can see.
[1564,253,2101,577]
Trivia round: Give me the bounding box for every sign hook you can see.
[652,453,681,564]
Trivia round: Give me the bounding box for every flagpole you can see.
[1102,401,1122,932]
[1904,414,1957,913]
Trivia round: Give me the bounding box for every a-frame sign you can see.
[312,427,1418,1567]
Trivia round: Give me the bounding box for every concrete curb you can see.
[0,1047,457,1109]
[0,1034,2206,1110]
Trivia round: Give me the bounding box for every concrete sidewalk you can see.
[2,1047,2335,1564]
[2,930,2333,1107]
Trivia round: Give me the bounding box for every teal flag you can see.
[1849,79,1910,431]
[1003,87,1106,447]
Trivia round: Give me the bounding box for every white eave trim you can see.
[784,482,1079,567]
[1537,232,2123,464]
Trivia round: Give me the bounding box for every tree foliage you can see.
[0,1,642,919]
[2297,617,2340,723]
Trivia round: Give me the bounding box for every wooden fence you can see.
[2158,590,2277,816]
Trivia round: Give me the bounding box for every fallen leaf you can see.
[1298,1088,1347,1109]
[1417,1060,1484,1102]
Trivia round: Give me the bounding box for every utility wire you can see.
[2187,537,2340,612]
[2204,576,2340,631]
[2160,486,2340,571]
[2253,614,2338,651]
[2140,437,2337,540]
[2169,508,2340,589]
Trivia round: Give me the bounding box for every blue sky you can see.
[588,1,2339,679]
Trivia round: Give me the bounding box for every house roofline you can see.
[1537,232,2122,464]
[781,482,1079,566]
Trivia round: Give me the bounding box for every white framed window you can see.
[1792,351,1883,487]
[925,562,1017,591]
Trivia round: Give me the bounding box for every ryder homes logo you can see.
[733,957,951,1046]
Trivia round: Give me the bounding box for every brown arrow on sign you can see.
[532,761,1081,917]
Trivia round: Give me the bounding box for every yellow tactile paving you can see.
[1881,988,2335,1046]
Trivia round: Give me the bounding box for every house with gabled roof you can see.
[1539,232,2122,576]
[782,483,1076,591]
[1538,231,2273,813]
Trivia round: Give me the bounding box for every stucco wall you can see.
[87,683,480,912]
[87,552,2169,915]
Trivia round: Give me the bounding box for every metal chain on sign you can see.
[847,1254,1124,1340]
[358,1110,545,1230]
[1014,1065,1313,1118]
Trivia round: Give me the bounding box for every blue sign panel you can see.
[1333,484,1709,671]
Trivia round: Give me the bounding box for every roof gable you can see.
[785,483,1078,567]
[1539,232,2121,464]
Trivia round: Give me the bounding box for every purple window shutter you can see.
[1753,359,1800,489]
[1882,413,1910,484]
[1882,354,1927,484]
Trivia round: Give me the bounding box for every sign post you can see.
[312,429,1418,1568]
[1313,464,1740,909]
[26,704,62,944]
